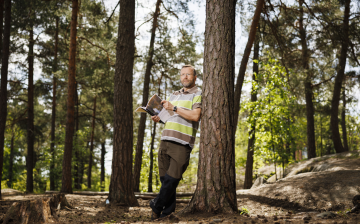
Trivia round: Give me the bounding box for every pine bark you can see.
[244,31,259,189]
[50,16,59,191]
[330,0,350,153]
[0,0,11,199]
[109,0,138,206]
[147,122,157,192]
[3,194,72,224]
[299,0,316,159]
[133,0,162,192]
[27,6,35,193]
[61,0,79,193]
[233,0,264,134]
[341,88,349,151]
[0,0,4,59]
[87,96,97,189]
[183,0,237,213]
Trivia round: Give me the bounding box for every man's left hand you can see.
[161,100,174,111]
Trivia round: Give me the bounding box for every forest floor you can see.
[0,151,359,224]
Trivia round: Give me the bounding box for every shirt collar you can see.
[180,86,198,94]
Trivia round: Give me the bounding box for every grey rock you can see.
[251,177,267,189]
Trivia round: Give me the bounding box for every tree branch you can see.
[311,74,336,88]
[162,3,179,19]
[104,0,120,24]
[77,36,110,62]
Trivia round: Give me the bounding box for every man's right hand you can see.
[151,115,161,123]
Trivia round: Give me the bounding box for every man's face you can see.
[180,67,196,88]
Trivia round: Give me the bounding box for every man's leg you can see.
[157,176,176,218]
[150,173,180,216]
[150,141,191,217]
[150,141,169,219]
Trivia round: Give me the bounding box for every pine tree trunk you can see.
[299,0,316,159]
[133,0,162,192]
[87,96,97,189]
[330,0,350,154]
[74,83,80,189]
[27,11,35,193]
[148,121,157,192]
[74,11,82,189]
[341,88,349,151]
[233,0,264,134]
[183,0,237,213]
[7,131,14,188]
[109,0,138,206]
[244,31,259,189]
[50,16,59,191]
[78,141,88,189]
[0,0,4,59]
[3,194,72,224]
[61,0,79,193]
[100,141,106,192]
[0,0,11,199]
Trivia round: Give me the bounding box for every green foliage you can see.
[239,206,250,215]
[1,180,8,190]
[242,58,296,165]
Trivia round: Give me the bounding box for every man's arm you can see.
[161,100,201,122]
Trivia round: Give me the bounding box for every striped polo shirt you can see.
[161,86,202,148]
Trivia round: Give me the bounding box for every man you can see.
[150,65,201,219]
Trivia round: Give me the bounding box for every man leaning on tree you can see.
[150,65,202,219]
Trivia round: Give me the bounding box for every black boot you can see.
[149,173,180,216]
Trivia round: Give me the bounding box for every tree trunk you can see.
[133,0,162,192]
[61,0,79,193]
[148,121,157,192]
[183,0,237,213]
[7,131,14,188]
[100,141,106,192]
[79,142,88,188]
[299,0,316,159]
[27,8,35,193]
[0,0,4,59]
[320,113,323,156]
[244,31,259,189]
[0,0,11,199]
[74,83,80,189]
[74,10,83,190]
[341,87,349,151]
[330,0,350,154]
[109,0,138,206]
[233,0,264,134]
[3,194,72,224]
[50,16,59,191]
[87,96,97,189]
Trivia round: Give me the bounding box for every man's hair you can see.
[181,65,196,76]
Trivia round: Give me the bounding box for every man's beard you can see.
[181,80,194,88]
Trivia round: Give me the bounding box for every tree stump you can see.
[3,193,73,224]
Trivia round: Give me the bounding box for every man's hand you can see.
[151,115,161,123]
[161,100,174,111]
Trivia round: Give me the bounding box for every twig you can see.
[77,36,110,62]
[104,0,120,24]
[311,74,336,87]
[162,3,179,19]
